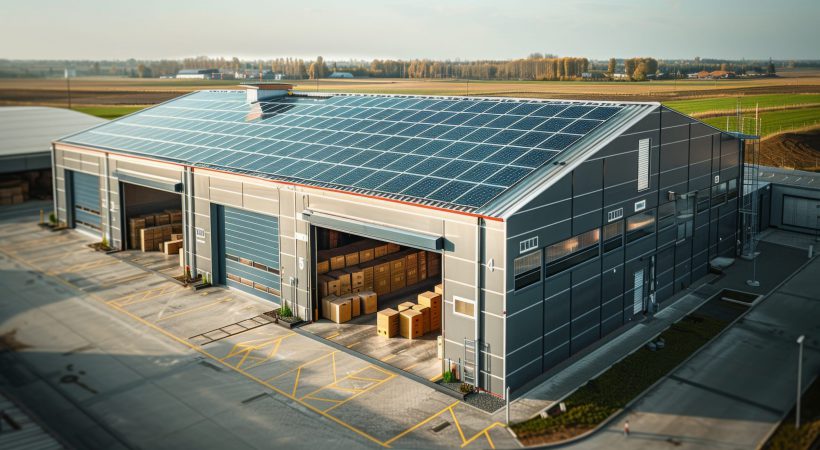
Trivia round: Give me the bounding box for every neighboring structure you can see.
[52,84,747,395]
[0,107,104,201]
[329,72,354,79]
[744,165,820,234]
[176,69,220,79]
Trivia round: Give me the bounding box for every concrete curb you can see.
[523,254,817,449]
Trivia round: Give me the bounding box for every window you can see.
[545,229,600,276]
[514,250,542,290]
[626,210,656,243]
[697,188,710,213]
[657,202,675,230]
[727,178,738,200]
[603,220,624,253]
[519,236,539,253]
[607,207,624,222]
[637,138,650,191]
[454,296,475,317]
[712,182,727,205]
[675,192,695,242]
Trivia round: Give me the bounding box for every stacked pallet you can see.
[0,180,28,205]
[128,209,183,252]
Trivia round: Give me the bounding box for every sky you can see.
[2,0,818,61]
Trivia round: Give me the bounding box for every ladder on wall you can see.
[740,105,761,260]
[463,338,478,386]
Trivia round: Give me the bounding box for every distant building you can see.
[709,70,736,79]
[611,73,629,80]
[329,72,354,79]
[581,72,606,80]
[176,69,220,79]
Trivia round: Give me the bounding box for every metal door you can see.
[70,170,102,232]
[222,206,281,303]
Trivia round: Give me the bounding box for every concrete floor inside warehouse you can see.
[302,279,443,382]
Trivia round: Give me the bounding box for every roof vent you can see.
[241,82,293,103]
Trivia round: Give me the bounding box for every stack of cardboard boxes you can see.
[128,210,184,254]
[0,180,28,205]
[321,290,379,324]
[377,285,443,340]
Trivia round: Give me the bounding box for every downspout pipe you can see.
[475,217,482,389]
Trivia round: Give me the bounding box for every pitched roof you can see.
[57,90,657,218]
[0,106,105,158]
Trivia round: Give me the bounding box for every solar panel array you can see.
[63,91,625,212]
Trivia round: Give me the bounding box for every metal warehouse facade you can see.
[51,84,745,395]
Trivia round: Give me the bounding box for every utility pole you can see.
[65,68,73,109]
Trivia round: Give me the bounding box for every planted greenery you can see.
[512,313,730,444]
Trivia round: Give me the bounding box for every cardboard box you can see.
[361,266,374,291]
[387,242,401,254]
[345,251,360,267]
[406,266,418,286]
[390,257,405,276]
[321,295,337,320]
[374,244,388,258]
[340,293,360,317]
[428,252,441,277]
[143,214,155,227]
[328,270,351,294]
[398,301,415,312]
[391,272,406,290]
[419,291,442,332]
[172,223,182,234]
[179,247,184,268]
[359,247,374,263]
[377,308,399,338]
[171,233,183,241]
[417,251,427,280]
[330,298,352,324]
[319,275,341,298]
[374,276,390,296]
[358,291,378,314]
[434,284,444,295]
[317,260,330,275]
[155,213,170,226]
[399,310,423,339]
[343,267,364,288]
[412,304,431,334]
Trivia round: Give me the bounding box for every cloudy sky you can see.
[2,0,818,60]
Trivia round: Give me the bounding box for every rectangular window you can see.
[657,202,675,230]
[514,250,542,290]
[676,192,696,242]
[637,138,650,191]
[626,210,656,243]
[519,236,539,254]
[454,296,475,317]
[712,182,727,205]
[727,178,738,200]
[607,208,624,222]
[545,229,600,276]
[603,220,624,253]
[697,188,710,213]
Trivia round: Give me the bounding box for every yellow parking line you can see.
[332,352,338,383]
[348,375,387,383]
[346,340,362,348]
[485,430,495,449]
[450,407,467,443]
[384,400,460,446]
[325,332,340,340]
[0,244,393,448]
[429,374,443,382]
[305,395,344,403]
[323,372,397,413]
[265,351,336,383]
[459,423,506,449]
[155,297,233,322]
[380,354,397,362]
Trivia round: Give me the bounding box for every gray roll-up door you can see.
[70,170,102,232]
[223,206,281,303]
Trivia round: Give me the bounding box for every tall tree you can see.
[607,58,616,75]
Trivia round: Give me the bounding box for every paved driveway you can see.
[0,202,513,449]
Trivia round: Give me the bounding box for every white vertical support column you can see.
[102,152,113,245]
[183,167,197,276]
[475,217,482,389]
[50,144,58,223]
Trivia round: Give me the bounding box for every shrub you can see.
[442,370,455,383]
[49,213,57,224]
[280,303,293,318]
[459,383,474,394]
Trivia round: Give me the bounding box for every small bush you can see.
[443,370,455,383]
[279,303,293,318]
[49,213,57,224]
[459,383,474,394]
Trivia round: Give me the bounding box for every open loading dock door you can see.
[302,212,445,381]
[120,174,184,275]
[68,170,102,233]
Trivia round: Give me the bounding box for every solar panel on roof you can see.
[63,90,628,211]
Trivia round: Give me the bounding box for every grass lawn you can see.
[701,106,820,136]
[764,376,820,450]
[72,106,146,119]
[511,302,744,445]
[664,94,820,116]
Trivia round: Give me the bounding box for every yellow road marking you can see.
[265,351,336,383]
[111,285,184,307]
[380,354,397,362]
[332,352,338,383]
[348,375,387,383]
[450,407,467,443]
[346,340,362,348]
[324,373,396,413]
[325,332,340,340]
[155,297,233,322]
[485,430,495,449]
[459,423,506,449]
[305,395,344,403]
[384,400,460,446]
[429,374,443,382]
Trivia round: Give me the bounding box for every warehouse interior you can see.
[303,226,444,380]
[120,182,185,274]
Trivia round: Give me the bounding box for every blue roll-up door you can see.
[71,171,102,231]
[223,206,281,303]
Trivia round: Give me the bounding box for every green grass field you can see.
[664,94,820,115]
[701,106,820,136]
[73,106,145,119]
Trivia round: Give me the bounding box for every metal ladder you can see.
[463,338,477,386]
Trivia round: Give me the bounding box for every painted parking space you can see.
[0,219,517,449]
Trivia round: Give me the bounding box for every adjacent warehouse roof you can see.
[59,90,656,217]
[1,106,105,174]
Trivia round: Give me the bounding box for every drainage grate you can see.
[189,314,273,345]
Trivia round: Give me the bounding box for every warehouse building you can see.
[52,84,746,395]
[0,106,104,205]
